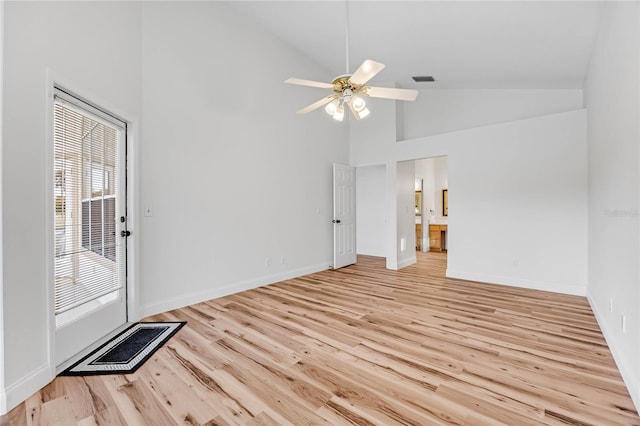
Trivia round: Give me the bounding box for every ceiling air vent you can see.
[412,76,435,82]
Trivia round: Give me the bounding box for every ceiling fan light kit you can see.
[285,0,418,122]
[322,85,370,122]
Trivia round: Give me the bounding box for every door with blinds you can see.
[53,88,128,367]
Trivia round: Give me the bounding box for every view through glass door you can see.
[53,88,128,367]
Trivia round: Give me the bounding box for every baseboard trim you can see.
[397,256,417,270]
[445,269,587,296]
[587,291,640,414]
[356,248,386,257]
[385,256,417,271]
[141,263,331,318]
[0,362,52,415]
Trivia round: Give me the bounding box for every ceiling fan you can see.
[284,1,418,122]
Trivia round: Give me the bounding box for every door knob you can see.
[121,230,131,237]
[332,219,341,224]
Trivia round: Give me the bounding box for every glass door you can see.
[53,88,128,367]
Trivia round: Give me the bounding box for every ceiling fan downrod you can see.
[345,0,350,75]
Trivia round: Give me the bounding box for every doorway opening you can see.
[355,164,387,258]
[415,156,448,253]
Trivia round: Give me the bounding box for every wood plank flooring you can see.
[2,252,639,425]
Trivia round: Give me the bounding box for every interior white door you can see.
[53,88,128,368]
[333,163,357,269]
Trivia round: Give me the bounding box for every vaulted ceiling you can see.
[226,1,603,90]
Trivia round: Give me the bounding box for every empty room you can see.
[0,1,639,424]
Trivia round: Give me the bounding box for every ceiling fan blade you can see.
[364,86,419,101]
[285,78,333,89]
[296,95,338,115]
[349,60,385,86]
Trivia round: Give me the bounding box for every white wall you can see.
[138,2,348,316]
[402,89,583,139]
[396,160,416,269]
[352,108,588,295]
[1,0,348,414]
[352,85,587,273]
[434,111,588,295]
[350,89,397,167]
[584,1,640,411]
[356,165,386,257]
[349,84,399,269]
[2,1,142,411]
[0,0,5,412]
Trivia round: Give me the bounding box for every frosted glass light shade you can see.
[325,99,339,116]
[352,95,366,112]
[357,107,370,119]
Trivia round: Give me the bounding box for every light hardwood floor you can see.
[2,252,639,425]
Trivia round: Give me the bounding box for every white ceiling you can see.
[226,1,604,90]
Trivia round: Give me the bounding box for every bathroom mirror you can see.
[443,189,448,216]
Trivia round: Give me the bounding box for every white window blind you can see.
[53,90,126,315]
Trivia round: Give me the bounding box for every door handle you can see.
[332,219,341,224]
[121,230,131,237]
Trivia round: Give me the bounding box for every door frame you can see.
[45,70,140,376]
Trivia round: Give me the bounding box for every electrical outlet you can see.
[281,256,286,265]
[621,314,626,333]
